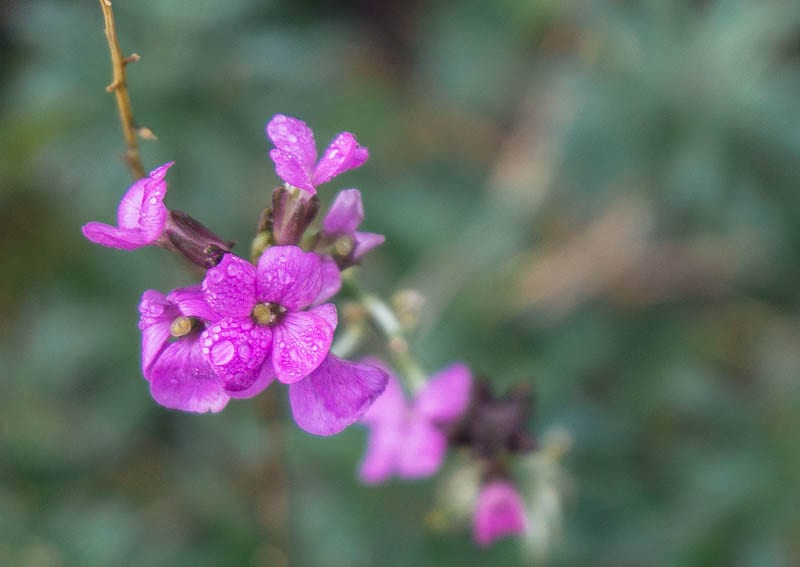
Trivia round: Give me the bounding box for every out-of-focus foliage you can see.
[2,0,800,565]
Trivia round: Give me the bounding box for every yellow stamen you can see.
[170,316,193,337]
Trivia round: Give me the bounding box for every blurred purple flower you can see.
[358,362,472,484]
[266,114,368,194]
[199,246,336,395]
[473,480,528,547]
[323,189,385,265]
[138,285,229,413]
[82,162,173,250]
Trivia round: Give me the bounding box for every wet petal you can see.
[201,318,272,392]
[415,363,472,424]
[203,254,257,318]
[138,289,177,376]
[81,223,148,250]
[396,419,448,479]
[117,161,172,240]
[323,189,364,235]
[289,354,388,436]
[266,114,317,192]
[312,256,341,306]
[225,362,275,399]
[474,481,528,547]
[167,284,219,322]
[255,245,322,310]
[272,310,334,384]
[313,133,369,186]
[149,337,229,413]
[309,303,338,330]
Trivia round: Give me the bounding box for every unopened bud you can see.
[162,210,234,268]
[271,185,320,246]
[392,289,426,331]
[449,380,536,458]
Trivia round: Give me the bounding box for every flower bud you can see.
[449,381,536,458]
[162,210,234,268]
[271,185,320,246]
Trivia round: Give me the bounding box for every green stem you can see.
[341,276,427,391]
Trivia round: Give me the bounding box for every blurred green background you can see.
[2,0,800,565]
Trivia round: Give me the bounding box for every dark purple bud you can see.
[449,380,536,459]
[162,210,234,269]
[271,185,320,246]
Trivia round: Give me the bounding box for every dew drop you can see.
[238,344,252,360]
[210,340,235,366]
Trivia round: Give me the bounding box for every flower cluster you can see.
[84,111,546,550]
[83,115,388,436]
[356,363,536,547]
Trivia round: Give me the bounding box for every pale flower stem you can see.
[344,277,427,392]
[98,0,147,179]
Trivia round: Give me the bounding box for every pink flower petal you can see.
[312,256,342,306]
[81,222,148,250]
[138,289,177,377]
[359,424,403,484]
[149,337,229,413]
[266,114,317,192]
[396,419,448,479]
[352,231,385,262]
[309,303,338,331]
[200,318,272,392]
[255,246,322,310]
[166,285,219,323]
[313,133,369,186]
[225,362,275,399]
[360,372,407,426]
[474,481,528,547]
[414,363,472,424]
[271,310,334,384]
[289,354,388,436]
[203,254,257,319]
[117,161,172,239]
[323,189,364,234]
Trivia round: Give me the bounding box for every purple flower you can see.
[82,162,174,250]
[322,189,385,266]
[289,354,389,436]
[266,114,368,194]
[138,285,230,413]
[358,362,472,484]
[199,246,337,394]
[473,480,528,547]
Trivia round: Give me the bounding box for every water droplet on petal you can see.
[238,343,252,360]
[210,340,235,366]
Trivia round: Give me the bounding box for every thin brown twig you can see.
[99,0,147,179]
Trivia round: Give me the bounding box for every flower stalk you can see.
[342,275,427,392]
[99,0,146,180]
